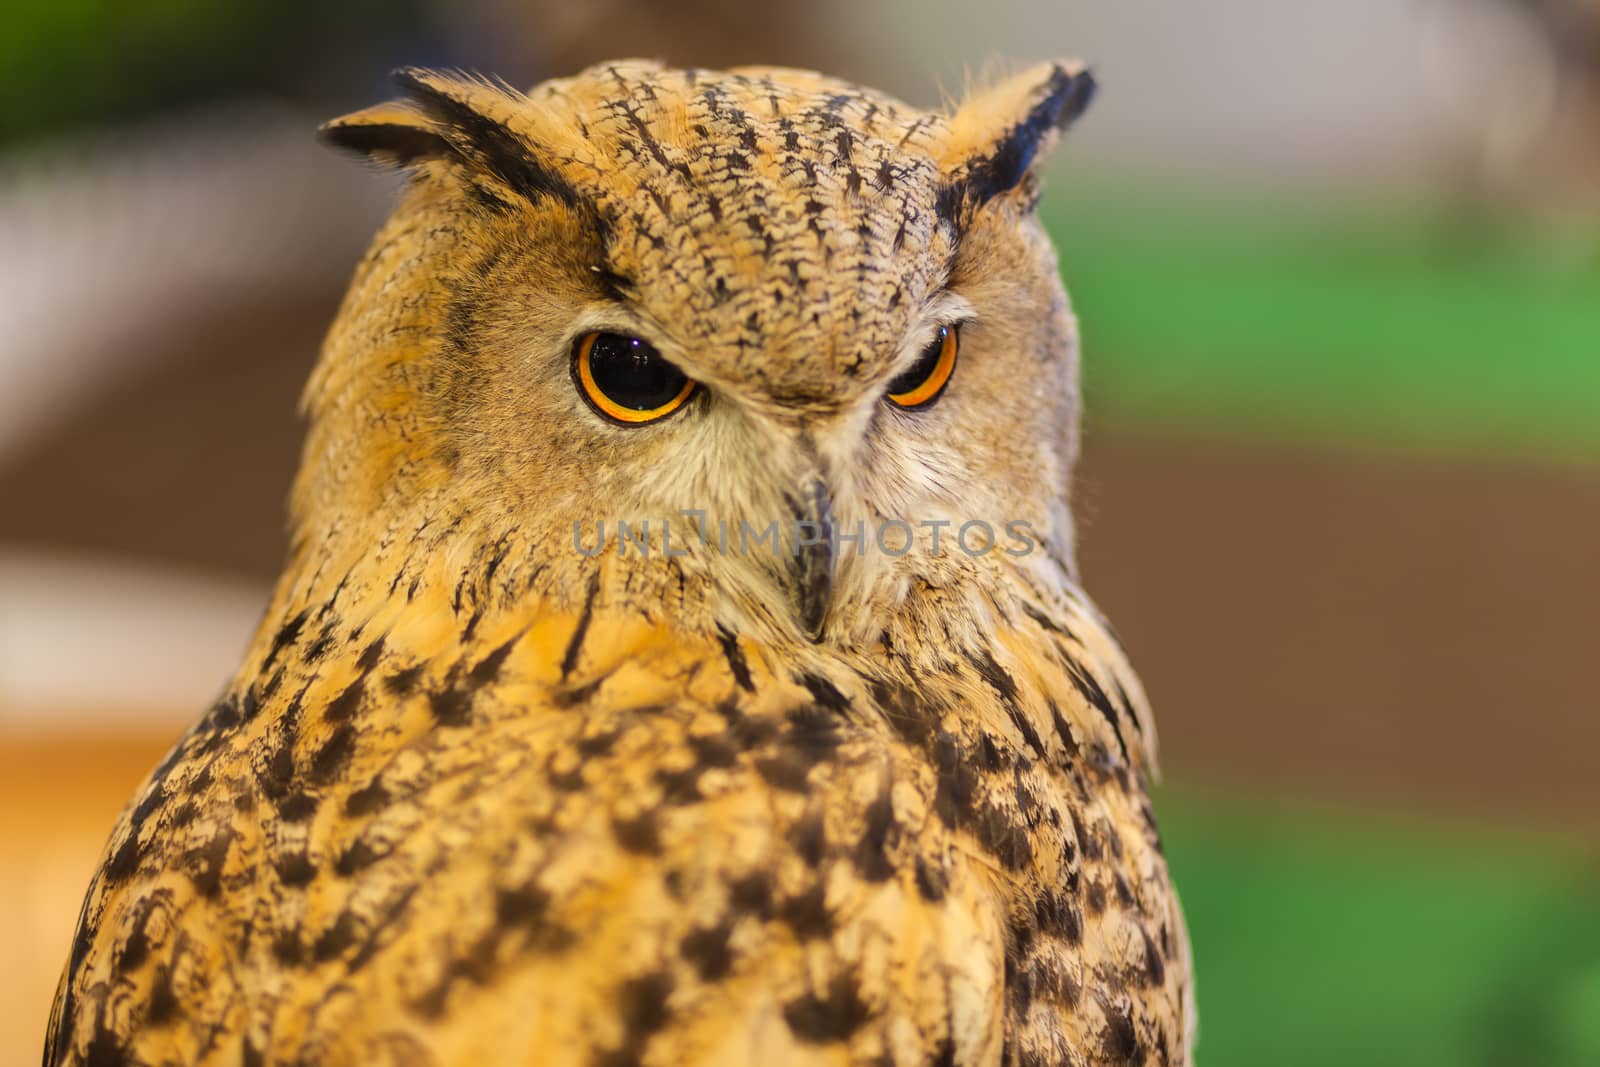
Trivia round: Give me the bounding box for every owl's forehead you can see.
[538,64,957,393]
[536,63,949,168]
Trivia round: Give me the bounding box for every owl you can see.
[46,60,1194,1066]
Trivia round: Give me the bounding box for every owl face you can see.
[312,61,1095,646]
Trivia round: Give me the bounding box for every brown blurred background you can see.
[2,1,1598,1064]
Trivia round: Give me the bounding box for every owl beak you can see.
[788,478,835,642]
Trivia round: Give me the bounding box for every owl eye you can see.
[573,331,697,425]
[885,324,958,410]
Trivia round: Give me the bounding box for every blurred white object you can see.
[0,550,268,728]
[0,102,392,462]
[857,0,1577,190]
[1420,0,1561,187]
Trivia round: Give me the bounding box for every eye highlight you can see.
[886,324,958,410]
[573,331,696,425]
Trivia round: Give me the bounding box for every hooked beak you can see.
[788,478,834,642]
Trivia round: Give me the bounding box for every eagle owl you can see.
[47,60,1194,1066]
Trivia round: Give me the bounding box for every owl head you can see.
[309,60,1096,650]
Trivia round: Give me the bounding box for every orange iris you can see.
[574,331,696,425]
[887,324,958,409]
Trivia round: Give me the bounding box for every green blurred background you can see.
[0,2,1596,1064]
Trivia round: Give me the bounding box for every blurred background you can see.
[1,0,1597,1062]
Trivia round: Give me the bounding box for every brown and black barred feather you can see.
[47,59,1193,1067]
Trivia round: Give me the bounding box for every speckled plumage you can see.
[47,60,1194,1066]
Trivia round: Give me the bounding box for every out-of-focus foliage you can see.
[1046,175,1600,465]
[1161,790,1600,1067]
[0,0,431,146]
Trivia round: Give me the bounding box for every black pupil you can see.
[588,333,687,410]
[888,326,947,395]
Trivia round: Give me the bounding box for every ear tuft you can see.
[389,67,517,130]
[943,62,1096,212]
[319,69,580,210]
[317,101,450,167]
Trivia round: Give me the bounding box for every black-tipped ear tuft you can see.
[317,107,451,167]
[319,69,581,211]
[967,68,1094,204]
[942,62,1097,218]
[387,67,579,208]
